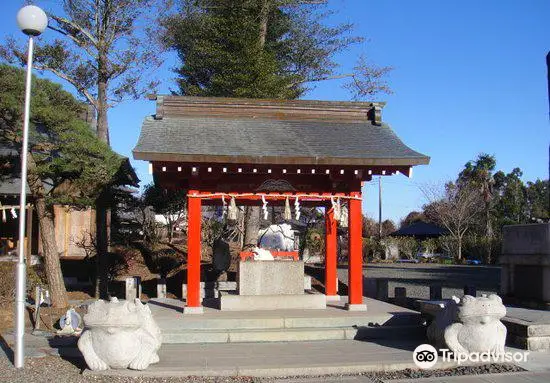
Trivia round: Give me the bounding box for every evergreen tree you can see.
[163,0,391,99]
[0,64,123,307]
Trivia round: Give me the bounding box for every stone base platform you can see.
[503,306,550,351]
[219,292,326,311]
[149,297,424,344]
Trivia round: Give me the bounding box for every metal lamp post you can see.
[14,5,48,369]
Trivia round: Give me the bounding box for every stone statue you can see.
[443,294,507,355]
[78,298,162,371]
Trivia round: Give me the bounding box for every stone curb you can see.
[83,360,460,378]
[387,371,550,383]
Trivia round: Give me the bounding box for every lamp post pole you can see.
[15,5,48,368]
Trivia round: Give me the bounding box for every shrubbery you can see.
[0,262,48,307]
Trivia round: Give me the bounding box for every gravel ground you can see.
[0,350,525,383]
[337,263,501,301]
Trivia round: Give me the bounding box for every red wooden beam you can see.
[325,207,338,298]
[347,191,364,309]
[186,190,202,313]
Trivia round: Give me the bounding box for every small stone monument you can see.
[78,298,162,371]
[125,276,142,301]
[157,278,167,299]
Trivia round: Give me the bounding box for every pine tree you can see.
[0,64,123,307]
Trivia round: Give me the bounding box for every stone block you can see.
[157,279,167,299]
[219,293,326,311]
[238,260,304,296]
[502,223,550,256]
[500,224,550,304]
[125,277,141,301]
[463,285,477,297]
[430,284,442,300]
[345,303,367,312]
[184,306,204,315]
[304,276,312,290]
[181,281,238,299]
[395,287,407,306]
[376,279,388,301]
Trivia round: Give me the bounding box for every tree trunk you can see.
[457,236,462,261]
[26,154,68,308]
[485,206,492,264]
[258,0,270,48]
[167,216,174,244]
[94,56,111,299]
[96,71,110,145]
[243,206,260,250]
[95,195,110,299]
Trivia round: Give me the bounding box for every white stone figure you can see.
[78,298,162,371]
[57,308,82,335]
[252,246,274,261]
[443,294,507,355]
[258,224,295,251]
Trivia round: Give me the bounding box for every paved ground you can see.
[87,339,446,378]
[337,263,501,300]
[2,333,547,383]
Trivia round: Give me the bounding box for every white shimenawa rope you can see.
[187,192,362,200]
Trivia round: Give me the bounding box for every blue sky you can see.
[1,1,548,225]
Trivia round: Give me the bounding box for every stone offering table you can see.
[218,260,326,311]
[238,260,304,295]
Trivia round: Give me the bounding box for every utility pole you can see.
[378,176,382,239]
[546,52,550,217]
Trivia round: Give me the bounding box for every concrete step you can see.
[161,312,422,331]
[502,309,550,351]
[161,324,425,344]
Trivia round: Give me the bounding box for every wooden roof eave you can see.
[132,150,430,167]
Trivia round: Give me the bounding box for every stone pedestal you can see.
[238,260,304,296]
[500,224,550,306]
[217,260,326,311]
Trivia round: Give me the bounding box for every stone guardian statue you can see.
[78,298,162,371]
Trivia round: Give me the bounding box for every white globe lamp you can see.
[16,5,48,36]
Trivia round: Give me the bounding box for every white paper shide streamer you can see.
[228,196,237,221]
[284,197,292,221]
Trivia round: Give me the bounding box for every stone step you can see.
[161,324,425,344]
[160,312,421,331]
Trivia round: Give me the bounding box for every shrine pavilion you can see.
[133,96,429,314]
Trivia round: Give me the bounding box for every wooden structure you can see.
[134,96,430,313]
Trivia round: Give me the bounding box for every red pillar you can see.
[325,207,338,299]
[347,192,366,310]
[186,190,203,313]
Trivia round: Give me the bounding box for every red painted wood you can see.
[187,190,202,308]
[325,207,337,296]
[348,193,363,305]
[239,251,299,261]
